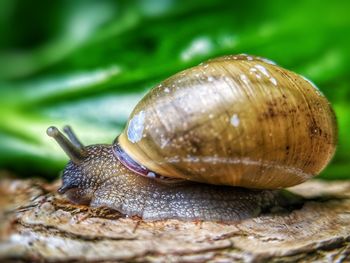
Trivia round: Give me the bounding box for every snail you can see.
[47,54,337,222]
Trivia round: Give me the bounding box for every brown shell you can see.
[117,54,337,189]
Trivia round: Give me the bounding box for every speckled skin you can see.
[59,144,280,222]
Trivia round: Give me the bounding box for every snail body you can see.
[48,54,337,222]
[60,144,280,221]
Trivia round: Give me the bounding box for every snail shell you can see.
[117,54,337,189]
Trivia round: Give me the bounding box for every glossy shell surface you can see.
[117,55,337,189]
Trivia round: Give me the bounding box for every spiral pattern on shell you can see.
[116,54,337,189]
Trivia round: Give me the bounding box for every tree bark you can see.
[0,177,349,262]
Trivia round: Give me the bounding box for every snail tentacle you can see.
[63,125,84,149]
[47,126,86,164]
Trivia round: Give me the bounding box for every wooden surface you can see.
[0,178,350,262]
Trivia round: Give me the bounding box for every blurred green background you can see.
[0,0,349,179]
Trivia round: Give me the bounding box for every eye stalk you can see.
[46,126,86,164]
[63,125,84,149]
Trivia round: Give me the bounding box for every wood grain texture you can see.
[0,177,349,262]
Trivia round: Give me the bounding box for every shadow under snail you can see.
[47,54,337,222]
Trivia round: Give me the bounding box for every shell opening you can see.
[112,139,185,184]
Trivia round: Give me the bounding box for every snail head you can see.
[47,126,115,205]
